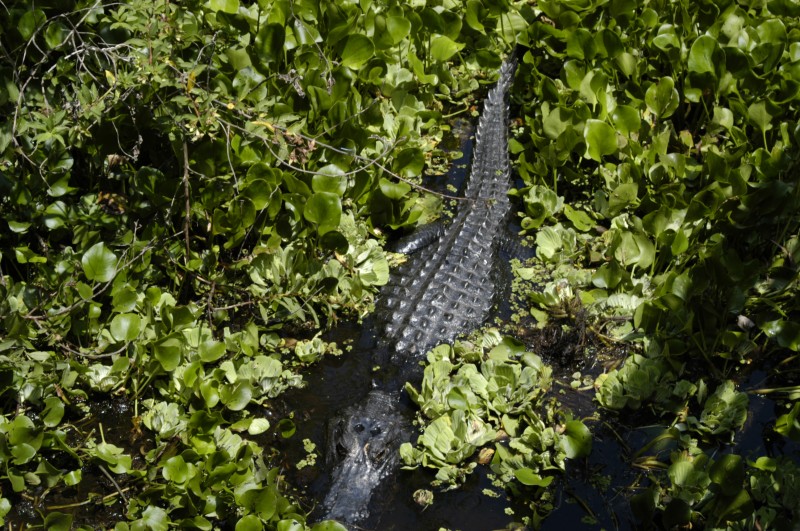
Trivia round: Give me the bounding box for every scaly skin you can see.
[321,55,518,526]
[380,55,517,357]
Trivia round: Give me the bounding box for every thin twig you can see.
[98,464,128,503]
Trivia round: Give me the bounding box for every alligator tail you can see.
[380,53,518,356]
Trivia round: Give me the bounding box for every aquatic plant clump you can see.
[401,330,591,524]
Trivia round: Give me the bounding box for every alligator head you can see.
[322,390,407,524]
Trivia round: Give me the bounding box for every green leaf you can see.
[341,34,374,69]
[645,77,679,119]
[379,178,411,200]
[386,16,412,44]
[584,119,617,161]
[18,9,46,41]
[688,35,722,76]
[139,506,169,531]
[278,418,296,438]
[430,35,464,62]
[208,0,239,13]
[199,340,226,362]
[563,205,593,231]
[221,382,253,411]
[513,467,554,487]
[248,418,270,435]
[748,101,774,133]
[163,455,191,484]
[611,105,641,136]
[303,192,342,235]
[64,469,82,486]
[110,313,142,342]
[154,337,183,371]
[42,396,65,427]
[254,23,285,64]
[243,179,276,210]
[312,166,347,196]
[608,182,638,215]
[465,1,485,32]
[236,515,264,531]
[44,22,67,49]
[43,512,72,531]
[81,243,118,283]
[775,402,800,441]
[8,221,31,233]
[562,420,592,458]
[393,147,424,178]
[709,454,744,496]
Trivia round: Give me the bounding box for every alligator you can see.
[320,54,518,526]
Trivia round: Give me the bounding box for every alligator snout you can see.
[321,391,407,525]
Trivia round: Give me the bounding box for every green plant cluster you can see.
[506,0,800,527]
[400,329,591,526]
[0,0,520,528]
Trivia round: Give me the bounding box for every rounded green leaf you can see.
[199,340,226,362]
[43,512,72,531]
[18,9,46,41]
[163,455,190,483]
[11,443,37,465]
[709,454,744,496]
[236,515,264,531]
[139,506,169,531]
[393,147,424,178]
[645,77,679,119]
[341,34,374,69]
[209,0,239,13]
[221,382,253,411]
[278,418,296,438]
[42,396,65,428]
[611,105,641,136]
[312,166,347,196]
[244,179,277,210]
[303,192,341,235]
[378,178,411,200]
[748,101,775,133]
[688,35,722,76]
[154,337,183,371]
[248,418,271,435]
[584,119,617,161]
[110,313,142,342]
[465,1,485,32]
[562,420,592,458]
[320,230,349,254]
[386,16,412,44]
[44,22,67,49]
[430,35,464,62]
[81,242,118,283]
[64,469,82,486]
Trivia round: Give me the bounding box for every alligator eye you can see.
[370,426,382,436]
[354,423,365,433]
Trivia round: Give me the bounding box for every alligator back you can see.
[380,56,517,356]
